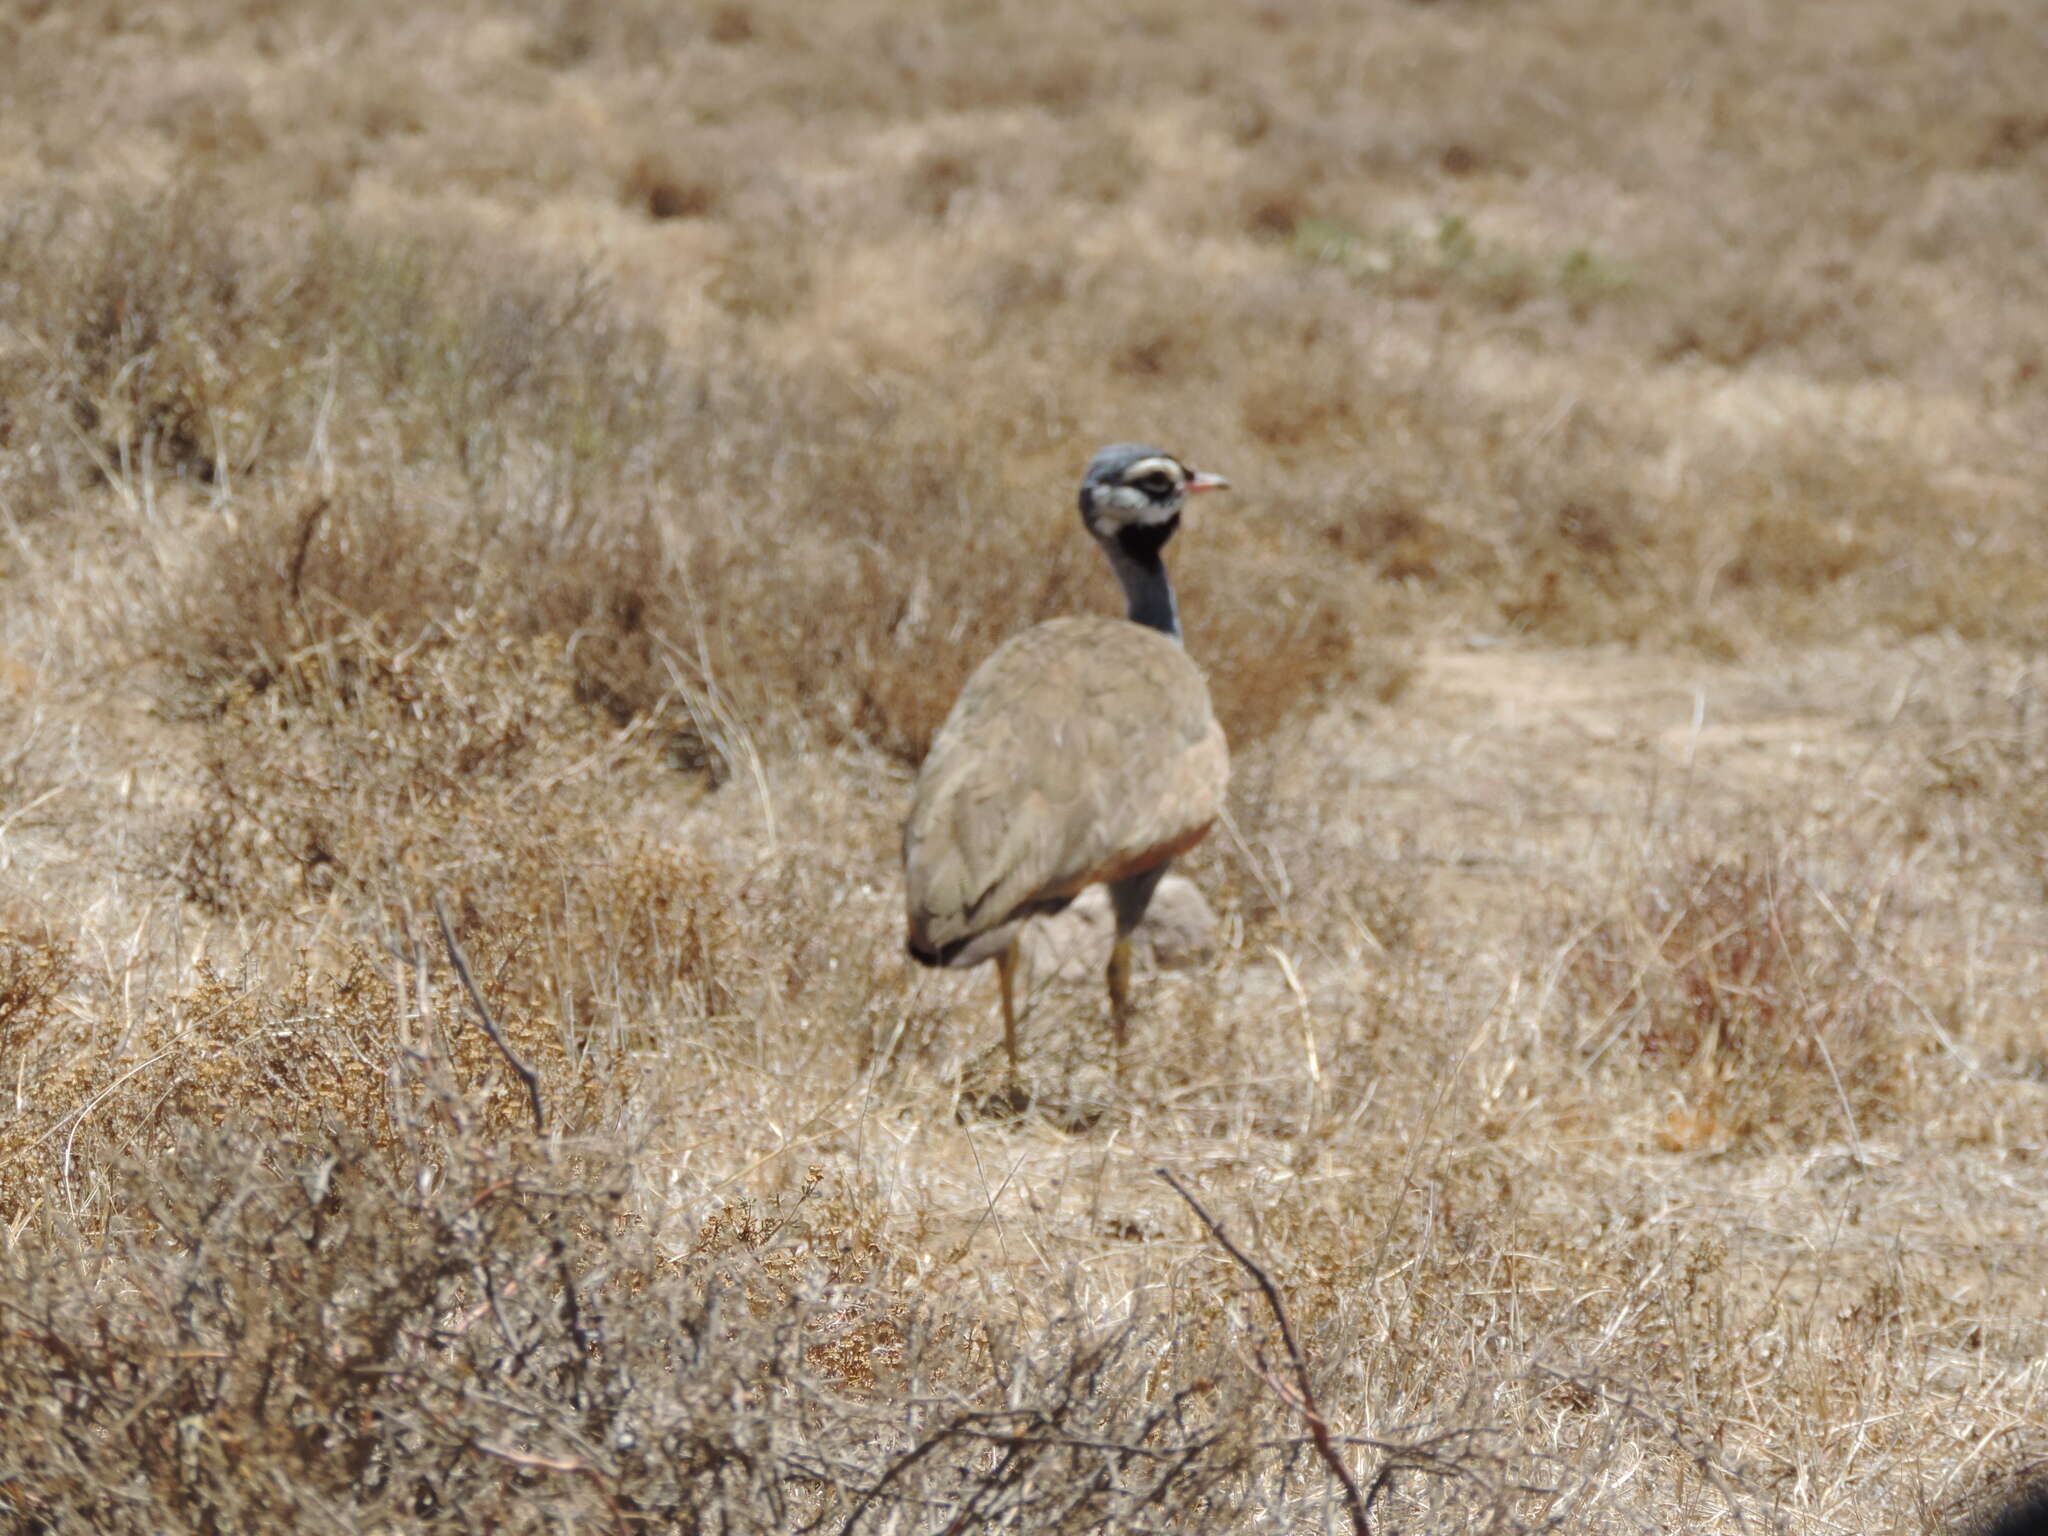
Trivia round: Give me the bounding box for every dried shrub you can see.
[0,1118,1406,1535]
[153,615,702,896]
[0,925,74,1087]
[622,150,720,221]
[0,187,672,519]
[6,189,1376,773]
[0,187,291,504]
[1560,850,1911,1147]
[0,1126,804,1531]
[0,951,553,1221]
[0,848,742,1218]
[1895,672,2048,928]
[0,173,1440,793]
[128,617,739,1143]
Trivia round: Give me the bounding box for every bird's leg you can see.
[1107,936,1133,1066]
[997,942,1020,1086]
[1105,864,1168,1075]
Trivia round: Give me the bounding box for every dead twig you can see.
[284,494,330,607]
[470,1441,608,1478]
[1528,1363,1755,1534]
[469,1440,628,1534]
[432,892,546,1135]
[1158,1168,1371,1536]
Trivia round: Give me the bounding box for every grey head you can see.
[1075,443,1229,640]
[1077,444,1229,546]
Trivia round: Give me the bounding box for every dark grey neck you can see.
[1103,521,1182,642]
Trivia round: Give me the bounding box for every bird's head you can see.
[1077,444,1229,552]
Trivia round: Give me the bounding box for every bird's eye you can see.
[1135,472,1176,497]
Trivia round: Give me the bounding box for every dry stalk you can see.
[433,891,546,1135]
[1158,1167,1372,1536]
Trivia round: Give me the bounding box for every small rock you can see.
[1015,875,1218,989]
[1140,875,1222,967]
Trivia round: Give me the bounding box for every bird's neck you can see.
[1106,520,1182,642]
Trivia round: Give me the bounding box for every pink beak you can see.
[1186,471,1230,494]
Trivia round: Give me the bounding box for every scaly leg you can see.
[1106,865,1168,1074]
[997,942,1020,1086]
[1107,935,1133,1067]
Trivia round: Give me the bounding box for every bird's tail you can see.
[906,923,980,968]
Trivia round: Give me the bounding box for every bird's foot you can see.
[957,1076,1034,1122]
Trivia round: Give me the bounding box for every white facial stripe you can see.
[1083,452,1194,536]
[1120,456,1185,487]
[1095,485,1180,527]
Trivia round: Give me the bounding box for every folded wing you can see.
[904,616,1228,964]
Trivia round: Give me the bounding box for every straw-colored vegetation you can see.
[1,1,2045,1530]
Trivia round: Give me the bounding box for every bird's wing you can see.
[904,617,1228,959]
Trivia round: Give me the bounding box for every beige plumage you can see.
[903,444,1230,1084]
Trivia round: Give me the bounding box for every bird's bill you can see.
[1186,471,1230,493]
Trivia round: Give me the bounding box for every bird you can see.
[903,443,1230,1088]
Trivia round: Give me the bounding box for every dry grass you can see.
[2,1,2047,1531]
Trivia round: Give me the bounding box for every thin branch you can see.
[1158,1168,1371,1536]
[471,1442,607,1478]
[449,1247,552,1341]
[469,1436,629,1535]
[285,494,330,607]
[433,892,546,1135]
[1527,1363,1756,1534]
